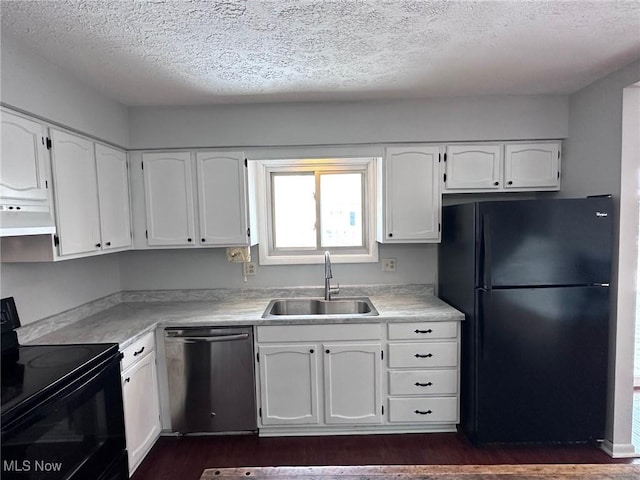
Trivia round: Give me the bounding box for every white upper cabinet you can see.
[195,151,249,246]
[442,141,561,193]
[443,144,502,191]
[95,144,131,250]
[504,142,561,190]
[0,110,50,206]
[50,129,102,256]
[142,152,196,246]
[378,146,441,243]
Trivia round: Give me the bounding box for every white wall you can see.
[0,34,129,147]
[118,244,435,291]
[561,59,640,456]
[0,255,121,325]
[128,95,569,149]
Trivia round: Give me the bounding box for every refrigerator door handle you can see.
[477,288,487,360]
[480,214,493,289]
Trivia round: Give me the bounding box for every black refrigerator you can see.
[438,196,612,444]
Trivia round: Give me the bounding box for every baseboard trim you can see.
[601,439,639,458]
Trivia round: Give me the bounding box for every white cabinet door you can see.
[142,152,195,246]
[380,146,441,242]
[195,151,248,245]
[50,130,101,256]
[323,343,382,424]
[258,344,319,425]
[122,350,161,476]
[95,144,131,250]
[444,144,502,191]
[0,110,50,204]
[504,142,560,190]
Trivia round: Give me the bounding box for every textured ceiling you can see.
[1,0,639,106]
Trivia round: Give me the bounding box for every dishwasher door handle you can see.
[165,333,250,343]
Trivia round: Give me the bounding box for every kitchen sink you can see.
[262,297,379,318]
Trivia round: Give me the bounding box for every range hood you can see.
[0,206,56,237]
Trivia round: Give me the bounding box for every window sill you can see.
[257,245,379,266]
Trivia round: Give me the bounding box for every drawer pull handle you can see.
[414,353,433,358]
[415,382,433,387]
[414,329,433,334]
[133,346,145,356]
[414,409,433,415]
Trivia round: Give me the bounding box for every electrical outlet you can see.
[243,262,257,276]
[381,258,396,272]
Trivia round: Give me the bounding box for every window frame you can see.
[255,157,379,265]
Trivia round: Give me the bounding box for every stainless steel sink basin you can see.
[262,297,379,318]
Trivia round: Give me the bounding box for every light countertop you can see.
[26,287,464,349]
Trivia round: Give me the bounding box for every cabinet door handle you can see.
[124,377,131,383]
[310,349,314,354]
[414,382,433,387]
[414,329,433,334]
[414,353,433,358]
[187,238,192,242]
[133,346,145,356]
[95,243,101,248]
[325,349,330,354]
[105,241,111,247]
[414,409,432,415]
[493,181,499,186]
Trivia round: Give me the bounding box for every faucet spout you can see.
[324,251,339,300]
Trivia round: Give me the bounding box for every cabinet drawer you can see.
[121,332,155,371]
[387,322,457,340]
[388,342,457,368]
[388,370,457,395]
[388,397,458,423]
[257,323,381,342]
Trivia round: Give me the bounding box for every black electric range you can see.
[1,342,119,420]
[1,297,128,480]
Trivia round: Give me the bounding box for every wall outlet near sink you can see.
[243,262,257,276]
[381,258,396,272]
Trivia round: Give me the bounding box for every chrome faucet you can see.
[324,251,340,300]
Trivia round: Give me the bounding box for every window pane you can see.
[272,174,317,249]
[320,173,363,247]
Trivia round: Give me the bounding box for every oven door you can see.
[1,354,127,480]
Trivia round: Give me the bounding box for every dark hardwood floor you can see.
[131,433,639,480]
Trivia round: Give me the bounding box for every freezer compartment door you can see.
[475,286,609,443]
[477,197,612,287]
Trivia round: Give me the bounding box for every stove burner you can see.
[28,346,94,368]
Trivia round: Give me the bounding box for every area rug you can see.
[200,464,640,479]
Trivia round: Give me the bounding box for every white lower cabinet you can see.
[323,343,382,424]
[387,397,458,423]
[256,321,459,436]
[386,321,460,427]
[258,344,320,425]
[121,333,161,475]
[256,324,383,435]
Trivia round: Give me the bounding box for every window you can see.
[255,158,378,265]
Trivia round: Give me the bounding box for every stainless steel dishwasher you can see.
[164,326,256,434]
